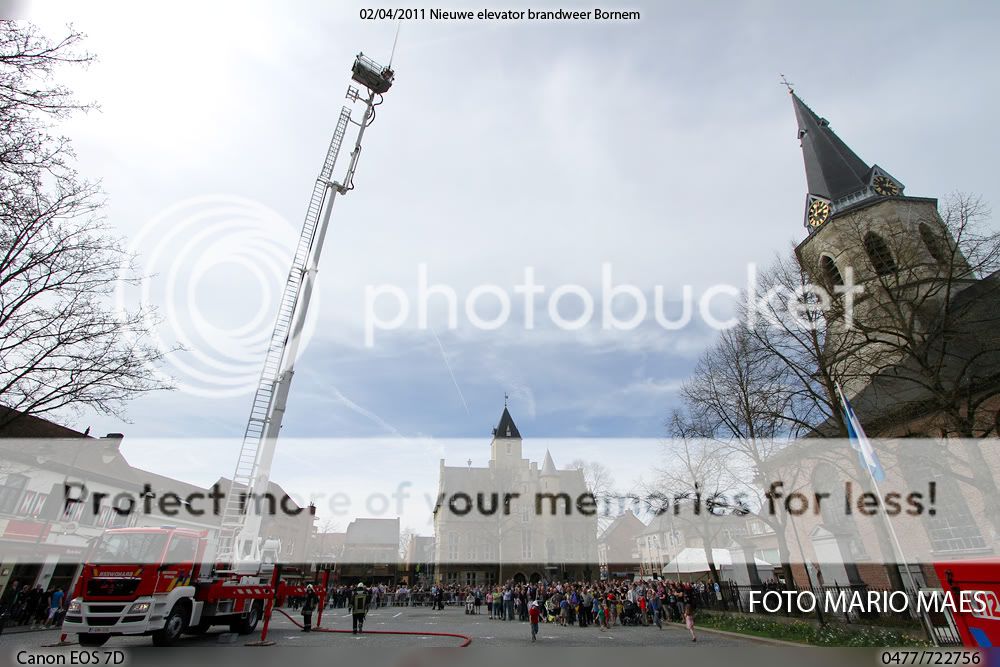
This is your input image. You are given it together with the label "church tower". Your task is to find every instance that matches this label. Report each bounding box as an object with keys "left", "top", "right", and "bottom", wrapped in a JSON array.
[
  {"left": 789, "top": 90, "right": 972, "bottom": 394},
  {"left": 791, "top": 90, "right": 966, "bottom": 285}
]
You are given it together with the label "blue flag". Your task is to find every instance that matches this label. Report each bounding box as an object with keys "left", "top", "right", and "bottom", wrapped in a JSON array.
[{"left": 836, "top": 384, "right": 886, "bottom": 483}]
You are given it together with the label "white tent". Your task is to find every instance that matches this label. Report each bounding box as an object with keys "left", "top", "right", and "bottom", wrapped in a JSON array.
[{"left": 663, "top": 547, "right": 774, "bottom": 576}]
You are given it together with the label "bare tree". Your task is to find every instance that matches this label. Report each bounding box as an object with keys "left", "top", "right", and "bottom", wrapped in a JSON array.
[
  {"left": 569, "top": 458, "right": 618, "bottom": 532},
  {"left": 0, "top": 22, "right": 170, "bottom": 429},
  {"left": 679, "top": 324, "right": 805, "bottom": 587},
  {"left": 825, "top": 194, "right": 1000, "bottom": 438},
  {"left": 569, "top": 459, "right": 614, "bottom": 498},
  {"left": 399, "top": 526, "right": 416, "bottom": 561},
  {"left": 742, "top": 253, "right": 852, "bottom": 438},
  {"left": 642, "top": 413, "right": 743, "bottom": 593}
]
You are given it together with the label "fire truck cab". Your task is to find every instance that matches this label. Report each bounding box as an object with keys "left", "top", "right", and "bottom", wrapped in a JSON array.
[{"left": 64, "top": 527, "right": 271, "bottom": 646}]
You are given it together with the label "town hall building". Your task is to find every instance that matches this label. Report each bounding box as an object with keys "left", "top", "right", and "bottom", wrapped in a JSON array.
[{"left": 433, "top": 406, "right": 598, "bottom": 586}]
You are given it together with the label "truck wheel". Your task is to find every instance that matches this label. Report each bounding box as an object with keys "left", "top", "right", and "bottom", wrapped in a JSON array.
[
  {"left": 152, "top": 603, "right": 188, "bottom": 646},
  {"left": 230, "top": 603, "right": 261, "bottom": 634},
  {"left": 78, "top": 634, "right": 111, "bottom": 647}
]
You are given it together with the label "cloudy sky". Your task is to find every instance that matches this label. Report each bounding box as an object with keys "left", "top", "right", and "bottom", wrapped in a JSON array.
[{"left": 18, "top": 1, "right": 1000, "bottom": 529}]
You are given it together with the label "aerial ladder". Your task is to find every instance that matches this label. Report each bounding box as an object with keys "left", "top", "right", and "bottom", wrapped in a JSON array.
[
  {"left": 216, "top": 53, "right": 395, "bottom": 571},
  {"left": 59, "top": 54, "right": 396, "bottom": 647}
]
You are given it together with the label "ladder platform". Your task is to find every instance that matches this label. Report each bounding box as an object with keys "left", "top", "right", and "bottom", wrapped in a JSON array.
[{"left": 352, "top": 53, "right": 393, "bottom": 93}]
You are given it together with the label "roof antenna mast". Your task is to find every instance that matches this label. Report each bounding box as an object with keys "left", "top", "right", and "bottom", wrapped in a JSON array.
[{"left": 389, "top": 21, "right": 402, "bottom": 69}]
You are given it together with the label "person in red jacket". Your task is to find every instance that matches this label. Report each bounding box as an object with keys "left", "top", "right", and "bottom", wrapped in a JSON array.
[{"left": 528, "top": 601, "right": 542, "bottom": 642}]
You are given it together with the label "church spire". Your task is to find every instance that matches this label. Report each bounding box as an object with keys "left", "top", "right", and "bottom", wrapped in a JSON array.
[
  {"left": 792, "top": 92, "right": 871, "bottom": 202},
  {"left": 493, "top": 406, "right": 521, "bottom": 439},
  {"left": 790, "top": 91, "right": 904, "bottom": 232},
  {"left": 541, "top": 449, "right": 557, "bottom": 477}
]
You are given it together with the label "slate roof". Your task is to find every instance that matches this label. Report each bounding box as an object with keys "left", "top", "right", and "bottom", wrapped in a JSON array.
[
  {"left": 815, "top": 270, "right": 1000, "bottom": 435},
  {"left": 493, "top": 407, "right": 521, "bottom": 439},
  {"left": 0, "top": 406, "right": 92, "bottom": 438},
  {"left": 212, "top": 476, "right": 305, "bottom": 512},
  {"left": 344, "top": 517, "right": 399, "bottom": 545},
  {"left": 0, "top": 436, "right": 141, "bottom": 491},
  {"left": 637, "top": 511, "right": 679, "bottom": 537},
  {"left": 792, "top": 92, "right": 873, "bottom": 202},
  {"left": 599, "top": 510, "right": 646, "bottom": 542}
]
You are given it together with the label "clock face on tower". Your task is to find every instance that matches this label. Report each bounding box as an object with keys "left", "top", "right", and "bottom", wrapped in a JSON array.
[
  {"left": 807, "top": 198, "right": 831, "bottom": 228},
  {"left": 872, "top": 174, "right": 900, "bottom": 196}
]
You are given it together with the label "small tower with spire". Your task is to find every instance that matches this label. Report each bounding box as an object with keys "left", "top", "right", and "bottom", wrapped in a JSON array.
[{"left": 490, "top": 403, "right": 523, "bottom": 468}]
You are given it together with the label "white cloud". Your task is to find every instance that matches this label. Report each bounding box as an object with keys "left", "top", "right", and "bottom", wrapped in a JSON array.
[{"left": 20, "top": 0, "right": 1000, "bottom": 447}]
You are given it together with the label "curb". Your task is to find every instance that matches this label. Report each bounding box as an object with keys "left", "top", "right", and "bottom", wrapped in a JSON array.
[{"left": 665, "top": 621, "right": 808, "bottom": 647}]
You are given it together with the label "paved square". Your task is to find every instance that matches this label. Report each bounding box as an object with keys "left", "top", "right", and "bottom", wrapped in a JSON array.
[{"left": 2, "top": 605, "right": 755, "bottom": 649}]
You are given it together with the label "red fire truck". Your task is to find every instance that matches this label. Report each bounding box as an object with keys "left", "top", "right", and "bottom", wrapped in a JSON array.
[
  {"left": 63, "top": 527, "right": 279, "bottom": 646},
  {"left": 57, "top": 53, "right": 393, "bottom": 647}
]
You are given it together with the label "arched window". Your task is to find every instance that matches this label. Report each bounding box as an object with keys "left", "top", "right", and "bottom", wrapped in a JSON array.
[
  {"left": 820, "top": 255, "right": 844, "bottom": 287},
  {"left": 919, "top": 223, "right": 949, "bottom": 266},
  {"left": 864, "top": 231, "right": 896, "bottom": 276}
]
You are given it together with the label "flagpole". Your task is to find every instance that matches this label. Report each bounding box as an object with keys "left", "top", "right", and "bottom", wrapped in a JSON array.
[{"left": 834, "top": 383, "right": 937, "bottom": 645}]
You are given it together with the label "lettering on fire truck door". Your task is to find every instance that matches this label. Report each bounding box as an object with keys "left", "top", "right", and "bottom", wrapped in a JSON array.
[{"left": 155, "top": 534, "right": 198, "bottom": 593}]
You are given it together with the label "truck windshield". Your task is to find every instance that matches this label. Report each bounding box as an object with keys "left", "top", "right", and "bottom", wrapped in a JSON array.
[{"left": 92, "top": 532, "right": 168, "bottom": 563}]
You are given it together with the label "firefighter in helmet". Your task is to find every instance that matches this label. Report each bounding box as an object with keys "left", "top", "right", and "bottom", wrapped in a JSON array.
[
  {"left": 301, "top": 583, "right": 319, "bottom": 632},
  {"left": 349, "top": 582, "right": 369, "bottom": 634}
]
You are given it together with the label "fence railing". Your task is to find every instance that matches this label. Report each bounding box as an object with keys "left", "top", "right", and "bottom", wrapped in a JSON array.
[{"left": 690, "top": 582, "right": 961, "bottom": 646}]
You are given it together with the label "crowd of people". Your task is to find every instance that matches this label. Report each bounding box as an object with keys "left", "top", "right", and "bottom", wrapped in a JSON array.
[
  {"left": 321, "top": 583, "right": 419, "bottom": 609},
  {"left": 474, "top": 579, "right": 699, "bottom": 641},
  {"left": 310, "top": 578, "right": 706, "bottom": 642},
  {"left": 0, "top": 581, "right": 66, "bottom": 629},
  {"left": 2, "top": 574, "right": 706, "bottom": 642}
]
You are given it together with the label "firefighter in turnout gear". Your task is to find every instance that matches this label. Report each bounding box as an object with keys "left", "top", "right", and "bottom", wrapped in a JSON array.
[
  {"left": 350, "top": 583, "right": 369, "bottom": 634},
  {"left": 301, "top": 584, "right": 319, "bottom": 632}
]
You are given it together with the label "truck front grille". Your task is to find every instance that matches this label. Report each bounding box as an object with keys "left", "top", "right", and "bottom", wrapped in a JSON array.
[{"left": 86, "top": 579, "right": 139, "bottom": 597}]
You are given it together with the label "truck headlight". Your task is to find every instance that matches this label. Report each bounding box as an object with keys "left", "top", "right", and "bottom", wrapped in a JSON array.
[
  {"left": 67, "top": 599, "right": 81, "bottom": 614},
  {"left": 127, "top": 602, "right": 151, "bottom": 614}
]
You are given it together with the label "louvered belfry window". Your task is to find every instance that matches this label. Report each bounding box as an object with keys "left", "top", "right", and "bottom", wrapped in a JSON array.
[{"left": 864, "top": 232, "right": 897, "bottom": 276}]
